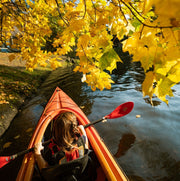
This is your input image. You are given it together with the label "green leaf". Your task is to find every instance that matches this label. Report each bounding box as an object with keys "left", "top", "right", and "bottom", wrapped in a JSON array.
[
  {"left": 128, "top": 30, "right": 134, "bottom": 36},
  {"left": 131, "top": 18, "right": 141, "bottom": 31},
  {"left": 99, "top": 48, "right": 122, "bottom": 73},
  {"left": 154, "top": 74, "right": 175, "bottom": 104}
]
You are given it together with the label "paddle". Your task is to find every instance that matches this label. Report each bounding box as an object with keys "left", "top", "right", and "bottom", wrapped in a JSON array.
[
  {"left": 0, "top": 101, "right": 134, "bottom": 168},
  {"left": 84, "top": 101, "right": 134, "bottom": 128}
]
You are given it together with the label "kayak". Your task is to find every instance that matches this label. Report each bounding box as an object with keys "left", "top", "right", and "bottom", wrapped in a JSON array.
[{"left": 16, "top": 87, "right": 128, "bottom": 181}]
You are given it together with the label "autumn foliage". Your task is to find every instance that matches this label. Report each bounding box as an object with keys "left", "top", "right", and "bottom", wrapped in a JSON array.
[{"left": 0, "top": 0, "right": 180, "bottom": 103}]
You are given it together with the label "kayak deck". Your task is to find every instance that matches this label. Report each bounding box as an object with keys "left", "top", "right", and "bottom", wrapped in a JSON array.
[{"left": 16, "top": 87, "right": 128, "bottom": 181}]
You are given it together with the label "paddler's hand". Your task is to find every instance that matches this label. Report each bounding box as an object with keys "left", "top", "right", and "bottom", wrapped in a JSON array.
[
  {"left": 34, "top": 142, "right": 48, "bottom": 170},
  {"left": 34, "top": 142, "right": 44, "bottom": 155},
  {"left": 78, "top": 125, "right": 89, "bottom": 149}
]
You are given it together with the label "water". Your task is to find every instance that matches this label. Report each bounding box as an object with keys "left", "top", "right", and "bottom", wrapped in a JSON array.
[{"left": 0, "top": 64, "right": 180, "bottom": 181}]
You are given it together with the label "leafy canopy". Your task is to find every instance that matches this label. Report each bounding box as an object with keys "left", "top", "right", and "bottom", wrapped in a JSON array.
[{"left": 0, "top": 0, "right": 180, "bottom": 104}]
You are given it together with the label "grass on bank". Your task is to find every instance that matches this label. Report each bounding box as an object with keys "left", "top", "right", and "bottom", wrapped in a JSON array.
[
  {"left": 0, "top": 52, "right": 79, "bottom": 107},
  {"left": 0, "top": 65, "right": 51, "bottom": 107}
]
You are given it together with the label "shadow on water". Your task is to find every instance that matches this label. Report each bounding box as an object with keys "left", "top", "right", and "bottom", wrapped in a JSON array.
[
  {"left": 114, "top": 133, "right": 136, "bottom": 158},
  {"left": 0, "top": 63, "right": 180, "bottom": 181}
]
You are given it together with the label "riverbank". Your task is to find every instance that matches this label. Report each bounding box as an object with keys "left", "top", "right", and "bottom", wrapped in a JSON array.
[{"left": 0, "top": 53, "right": 71, "bottom": 137}]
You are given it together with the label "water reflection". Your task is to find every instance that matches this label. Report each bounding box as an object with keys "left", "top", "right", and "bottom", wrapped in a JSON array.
[
  {"left": 132, "top": 140, "right": 180, "bottom": 180},
  {"left": 114, "top": 133, "right": 136, "bottom": 158},
  {"left": 143, "top": 97, "right": 161, "bottom": 107}
]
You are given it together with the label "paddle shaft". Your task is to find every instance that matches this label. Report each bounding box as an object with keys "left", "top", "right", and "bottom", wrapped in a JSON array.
[
  {"left": 9, "top": 120, "right": 103, "bottom": 161},
  {"left": 84, "top": 118, "right": 105, "bottom": 128},
  {"left": 11, "top": 140, "right": 51, "bottom": 160}
]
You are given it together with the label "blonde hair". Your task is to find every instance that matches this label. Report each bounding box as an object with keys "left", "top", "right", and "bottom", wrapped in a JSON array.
[{"left": 53, "top": 112, "right": 79, "bottom": 150}]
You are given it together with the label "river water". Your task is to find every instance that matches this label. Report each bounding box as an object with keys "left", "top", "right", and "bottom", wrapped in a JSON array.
[{"left": 0, "top": 63, "right": 180, "bottom": 181}]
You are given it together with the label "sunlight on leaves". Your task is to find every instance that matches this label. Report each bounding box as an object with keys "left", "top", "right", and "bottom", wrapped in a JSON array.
[{"left": 0, "top": 0, "right": 180, "bottom": 103}]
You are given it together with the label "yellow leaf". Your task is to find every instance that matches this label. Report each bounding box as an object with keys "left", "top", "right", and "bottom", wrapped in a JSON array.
[
  {"left": 8, "top": 54, "right": 16, "bottom": 62},
  {"left": 106, "top": 59, "right": 118, "bottom": 73},
  {"left": 26, "top": 128, "right": 33, "bottom": 133},
  {"left": 14, "top": 135, "right": 20, "bottom": 139},
  {"left": 167, "top": 61, "right": 180, "bottom": 83},
  {"left": 3, "top": 142, "right": 12, "bottom": 149},
  {"left": 69, "top": 19, "right": 85, "bottom": 32},
  {"left": 154, "top": 76, "right": 175, "bottom": 104},
  {"left": 142, "top": 71, "right": 155, "bottom": 98},
  {"left": 50, "top": 60, "right": 62, "bottom": 70},
  {"left": 73, "top": 66, "right": 80, "bottom": 72},
  {"left": 77, "top": 34, "right": 91, "bottom": 50}
]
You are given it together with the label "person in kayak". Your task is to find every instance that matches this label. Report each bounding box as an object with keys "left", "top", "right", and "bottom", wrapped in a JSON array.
[{"left": 34, "top": 111, "right": 89, "bottom": 171}]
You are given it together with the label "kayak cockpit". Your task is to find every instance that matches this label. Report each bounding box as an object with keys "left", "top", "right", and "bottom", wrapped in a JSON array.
[{"left": 31, "top": 119, "right": 107, "bottom": 181}]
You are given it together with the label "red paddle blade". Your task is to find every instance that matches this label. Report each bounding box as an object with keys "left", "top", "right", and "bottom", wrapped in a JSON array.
[
  {"left": 0, "top": 156, "right": 11, "bottom": 168},
  {"left": 104, "top": 102, "right": 134, "bottom": 119}
]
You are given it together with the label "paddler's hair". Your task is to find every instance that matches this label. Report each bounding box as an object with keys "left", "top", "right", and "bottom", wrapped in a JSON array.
[{"left": 53, "top": 112, "right": 79, "bottom": 150}]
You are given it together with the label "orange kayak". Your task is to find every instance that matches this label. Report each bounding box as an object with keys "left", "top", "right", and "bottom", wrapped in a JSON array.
[{"left": 16, "top": 87, "right": 128, "bottom": 181}]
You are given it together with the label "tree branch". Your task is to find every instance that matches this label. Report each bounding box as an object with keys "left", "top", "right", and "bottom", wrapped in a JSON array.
[
  {"left": 128, "top": 2, "right": 146, "bottom": 20},
  {"left": 81, "top": 44, "right": 90, "bottom": 62},
  {"left": 0, "top": 8, "right": 3, "bottom": 43},
  {"left": 120, "top": 0, "right": 175, "bottom": 29},
  {"left": 54, "top": 0, "right": 69, "bottom": 26},
  {"left": 83, "top": 0, "right": 86, "bottom": 19},
  {"left": 117, "top": 0, "right": 128, "bottom": 26}
]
